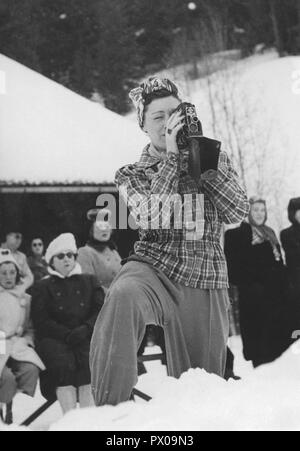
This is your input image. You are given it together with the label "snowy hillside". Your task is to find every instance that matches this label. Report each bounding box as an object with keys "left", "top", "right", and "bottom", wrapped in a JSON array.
[
  {"left": 0, "top": 54, "right": 148, "bottom": 184},
  {"left": 146, "top": 52, "right": 300, "bottom": 230}
]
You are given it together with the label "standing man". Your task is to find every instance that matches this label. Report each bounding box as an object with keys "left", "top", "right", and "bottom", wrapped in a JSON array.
[{"left": 90, "top": 77, "right": 249, "bottom": 406}]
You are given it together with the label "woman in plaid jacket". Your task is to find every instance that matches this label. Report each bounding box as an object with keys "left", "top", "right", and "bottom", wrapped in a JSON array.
[{"left": 90, "top": 77, "right": 249, "bottom": 406}]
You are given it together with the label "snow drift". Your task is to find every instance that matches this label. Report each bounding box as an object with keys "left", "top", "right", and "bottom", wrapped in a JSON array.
[
  {"left": 0, "top": 54, "right": 147, "bottom": 184},
  {"left": 49, "top": 344, "right": 300, "bottom": 431}
]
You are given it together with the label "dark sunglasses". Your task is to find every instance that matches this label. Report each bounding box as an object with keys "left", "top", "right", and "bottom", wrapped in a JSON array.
[
  {"left": 33, "top": 243, "right": 43, "bottom": 247},
  {"left": 55, "top": 252, "right": 76, "bottom": 261}
]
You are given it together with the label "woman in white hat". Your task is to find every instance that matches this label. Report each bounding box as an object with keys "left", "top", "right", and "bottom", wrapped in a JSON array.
[
  {"left": 31, "top": 233, "right": 104, "bottom": 414},
  {"left": 0, "top": 249, "right": 44, "bottom": 424}
]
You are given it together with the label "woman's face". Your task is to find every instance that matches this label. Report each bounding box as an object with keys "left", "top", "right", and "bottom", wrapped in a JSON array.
[
  {"left": 250, "top": 202, "right": 267, "bottom": 226},
  {"left": 143, "top": 96, "right": 181, "bottom": 151},
  {"left": 93, "top": 222, "right": 112, "bottom": 243},
  {"left": 0, "top": 263, "right": 18, "bottom": 289},
  {"left": 6, "top": 233, "right": 22, "bottom": 253},
  {"left": 31, "top": 239, "right": 44, "bottom": 257},
  {"left": 52, "top": 250, "right": 76, "bottom": 277},
  {"left": 295, "top": 210, "right": 300, "bottom": 225}
]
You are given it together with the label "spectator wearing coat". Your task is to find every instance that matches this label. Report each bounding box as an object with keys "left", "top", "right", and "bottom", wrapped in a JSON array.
[
  {"left": 27, "top": 238, "right": 48, "bottom": 283},
  {"left": 225, "top": 197, "right": 289, "bottom": 368},
  {"left": 78, "top": 208, "right": 121, "bottom": 292},
  {"left": 31, "top": 233, "right": 104, "bottom": 414},
  {"left": 1, "top": 231, "right": 34, "bottom": 293},
  {"left": 281, "top": 197, "right": 300, "bottom": 335},
  {"left": 0, "top": 249, "right": 44, "bottom": 422}
]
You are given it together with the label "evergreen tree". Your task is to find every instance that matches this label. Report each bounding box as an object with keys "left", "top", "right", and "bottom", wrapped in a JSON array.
[
  {"left": 0, "top": 0, "right": 41, "bottom": 70},
  {"left": 0, "top": 0, "right": 299, "bottom": 113}
]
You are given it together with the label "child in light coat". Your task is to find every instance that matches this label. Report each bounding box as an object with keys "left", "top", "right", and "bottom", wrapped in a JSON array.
[{"left": 0, "top": 249, "right": 44, "bottom": 423}]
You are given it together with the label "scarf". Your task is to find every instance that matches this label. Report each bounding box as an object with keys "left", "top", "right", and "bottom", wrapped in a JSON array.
[
  {"left": 87, "top": 239, "right": 117, "bottom": 253},
  {"left": 249, "top": 214, "right": 281, "bottom": 262},
  {"left": 129, "top": 77, "right": 181, "bottom": 128}
]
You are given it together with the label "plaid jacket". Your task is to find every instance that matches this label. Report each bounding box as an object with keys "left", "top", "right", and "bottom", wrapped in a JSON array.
[{"left": 115, "top": 145, "right": 249, "bottom": 289}]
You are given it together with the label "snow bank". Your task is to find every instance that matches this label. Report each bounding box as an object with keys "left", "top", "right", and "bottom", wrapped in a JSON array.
[
  {"left": 0, "top": 54, "right": 148, "bottom": 184},
  {"left": 50, "top": 344, "right": 300, "bottom": 431}
]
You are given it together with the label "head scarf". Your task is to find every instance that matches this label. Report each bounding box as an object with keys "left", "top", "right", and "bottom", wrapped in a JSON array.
[
  {"left": 86, "top": 208, "right": 117, "bottom": 252},
  {"left": 248, "top": 197, "right": 281, "bottom": 261},
  {"left": 129, "top": 77, "right": 181, "bottom": 128}
]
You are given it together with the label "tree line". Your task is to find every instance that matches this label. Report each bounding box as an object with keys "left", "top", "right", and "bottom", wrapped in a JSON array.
[{"left": 0, "top": 0, "right": 299, "bottom": 114}]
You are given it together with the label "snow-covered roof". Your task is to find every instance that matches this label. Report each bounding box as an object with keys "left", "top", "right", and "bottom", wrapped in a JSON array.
[{"left": 0, "top": 54, "right": 148, "bottom": 184}]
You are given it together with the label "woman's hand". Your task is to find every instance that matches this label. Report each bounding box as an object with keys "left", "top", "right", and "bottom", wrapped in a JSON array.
[{"left": 165, "top": 110, "right": 185, "bottom": 156}]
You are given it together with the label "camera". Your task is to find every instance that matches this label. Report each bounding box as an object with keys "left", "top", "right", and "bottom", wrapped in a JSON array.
[
  {"left": 174, "top": 102, "right": 221, "bottom": 180},
  {"left": 175, "top": 102, "right": 203, "bottom": 150}
]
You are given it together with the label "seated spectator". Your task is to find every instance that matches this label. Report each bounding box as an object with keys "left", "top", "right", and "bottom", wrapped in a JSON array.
[
  {"left": 78, "top": 210, "right": 149, "bottom": 375},
  {"left": 0, "top": 249, "right": 44, "bottom": 424},
  {"left": 31, "top": 233, "right": 104, "bottom": 414},
  {"left": 27, "top": 238, "right": 48, "bottom": 283},
  {"left": 78, "top": 208, "right": 121, "bottom": 292},
  {"left": 1, "top": 231, "right": 33, "bottom": 292}
]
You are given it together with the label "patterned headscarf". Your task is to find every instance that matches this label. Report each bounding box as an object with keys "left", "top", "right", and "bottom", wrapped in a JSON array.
[
  {"left": 248, "top": 197, "right": 281, "bottom": 261},
  {"left": 129, "top": 77, "right": 181, "bottom": 128}
]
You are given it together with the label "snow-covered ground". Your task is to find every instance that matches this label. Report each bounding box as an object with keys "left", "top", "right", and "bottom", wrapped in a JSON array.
[
  {"left": 0, "top": 336, "right": 246, "bottom": 431},
  {"left": 4, "top": 336, "right": 299, "bottom": 432},
  {"left": 3, "top": 336, "right": 299, "bottom": 432},
  {"left": 48, "top": 341, "right": 300, "bottom": 431}
]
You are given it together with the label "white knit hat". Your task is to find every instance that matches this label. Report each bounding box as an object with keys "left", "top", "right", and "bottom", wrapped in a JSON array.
[
  {"left": 0, "top": 249, "right": 20, "bottom": 271},
  {"left": 45, "top": 233, "right": 77, "bottom": 264}
]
